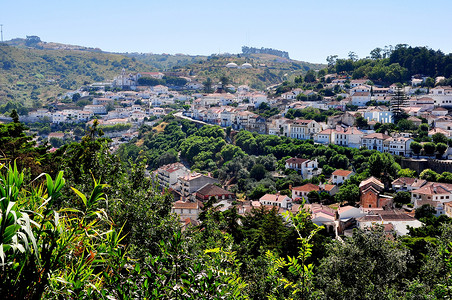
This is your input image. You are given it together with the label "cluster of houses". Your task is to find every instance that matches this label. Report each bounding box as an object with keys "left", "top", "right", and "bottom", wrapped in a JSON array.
[{"left": 158, "top": 160, "right": 430, "bottom": 237}]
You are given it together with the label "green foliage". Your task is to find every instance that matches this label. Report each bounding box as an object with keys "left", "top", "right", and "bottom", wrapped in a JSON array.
[
  {"left": 438, "top": 172, "right": 452, "bottom": 184},
  {"left": 393, "top": 191, "right": 411, "bottom": 207},
  {"left": 415, "top": 204, "right": 437, "bottom": 220},
  {"left": 335, "top": 184, "right": 359, "bottom": 205},
  {"left": 368, "top": 152, "right": 400, "bottom": 187},
  {"left": 432, "top": 132, "right": 448, "bottom": 144},
  {"left": 398, "top": 168, "right": 417, "bottom": 178},
  {"left": 0, "top": 44, "right": 152, "bottom": 106},
  {"left": 420, "top": 169, "right": 439, "bottom": 182},
  {"left": 410, "top": 141, "right": 423, "bottom": 157},
  {"left": 423, "top": 142, "right": 436, "bottom": 156},
  {"left": 250, "top": 163, "right": 266, "bottom": 180},
  {"left": 285, "top": 107, "right": 341, "bottom": 122},
  {"left": 0, "top": 119, "right": 49, "bottom": 176},
  {"left": 316, "top": 226, "right": 409, "bottom": 300},
  {"left": 436, "top": 142, "right": 448, "bottom": 158}
]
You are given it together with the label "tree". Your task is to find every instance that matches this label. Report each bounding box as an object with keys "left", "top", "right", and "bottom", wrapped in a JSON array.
[
  {"left": 420, "top": 169, "right": 439, "bottom": 182},
  {"left": 438, "top": 172, "right": 452, "bottom": 184},
  {"left": 72, "top": 93, "right": 81, "bottom": 102},
  {"left": 424, "top": 77, "right": 435, "bottom": 88},
  {"left": 415, "top": 204, "right": 436, "bottom": 220},
  {"left": 355, "top": 115, "right": 369, "bottom": 129},
  {"left": 436, "top": 142, "right": 448, "bottom": 158},
  {"left": 393, "top": 191, "right": 411, "bottom": 208},
  {"left": 335, "top": 184, "right": 359, "bottom": 205},
  {"left": 348, "top": 51, "right": 358, "bottom": 61},
  {"left": 410, "top": 141, "right": 422, "bottom": 158},
  {"left": 307, "top": 190, "right": 320, "bottom": 203},
  {"left": 390, "top": 87, "right": 408, "bottom": 123},
  {"left": 432, "top": 133, "right": 448, "bottom": 145},
  {"left": 398, "top": 168, "right": 416, "bottom": 178},
  {"left": 397, "top": 119, "right": 414, "bottom": 131},
  {"left": 203, "top": 77, "right": 213, "bottom": 93},
  {"left": 368, "top": 152, "right": 401, "bottom": 187},
  {"left": 316, "top": 227, "right": 408, "bottom": 300},
  {"left": 304, "top": 70, "right": 317, "bottom": 83},
  {"left": 250, "top": 163, "right": 266, "bottom": 181},
  {"left": 423, "top": 142, "right": 436, "bottom": 156},
  {"left": 10, "top": 109, "right": 19, "bottom": 123},
  {"left": 370, "top": 47, "right": 383, "bottom": 60}
]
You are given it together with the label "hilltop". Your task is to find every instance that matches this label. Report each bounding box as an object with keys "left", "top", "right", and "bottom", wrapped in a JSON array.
[{"left": 162, "top": 53, "right": 324, "bottom": 90}]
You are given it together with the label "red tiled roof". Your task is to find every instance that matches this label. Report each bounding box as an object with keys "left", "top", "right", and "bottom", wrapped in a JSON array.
[
  {"left": 332, "top": 169, "right": 353, "bottom": 177},
  {"left": 362, "top": 133, "right": 391, "bottom": 140},
  {"left": 196, "top": 184, "right": 234, "bottom": 197},
  {"left": 286, "top": 157, "right": 309, "bottom": 164},
  {"left": 292, "top": 183, "right": 320, "bottom": 192}
]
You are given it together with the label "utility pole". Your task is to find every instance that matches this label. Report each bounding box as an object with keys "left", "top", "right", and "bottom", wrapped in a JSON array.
[{"left": 0, "top": 25, "right": 3, "bottom": 42}]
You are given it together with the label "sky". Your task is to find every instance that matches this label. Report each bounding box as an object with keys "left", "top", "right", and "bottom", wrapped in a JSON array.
[{"left": 2, "top": 0, "right": 452, "bottom": 63}]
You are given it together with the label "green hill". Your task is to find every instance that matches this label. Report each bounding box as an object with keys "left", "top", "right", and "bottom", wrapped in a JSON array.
[
  {"left": 166, "top": 53, "right": 325, "bottom": 90},
  {"left": 0, "top": 39, "right": 326, "bottom": 112},
  {"left": 0, "top": 43, "right": 154, "bottom": 110}
]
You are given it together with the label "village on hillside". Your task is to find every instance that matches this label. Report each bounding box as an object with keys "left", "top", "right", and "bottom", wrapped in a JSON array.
[{"left": 11, "top": 65, "right": 452, "bottom": 237}]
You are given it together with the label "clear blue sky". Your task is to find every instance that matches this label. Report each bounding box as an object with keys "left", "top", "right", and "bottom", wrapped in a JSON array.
[{"left": 2, "top": 0, "right": 451, "bottom": 63}]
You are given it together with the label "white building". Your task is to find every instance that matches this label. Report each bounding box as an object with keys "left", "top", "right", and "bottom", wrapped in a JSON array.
[
  {"left": 259, "top": 193, "right": 292, "bottom": 209},
  {"left": 285, "top": 157, "right": 321, "bottom": 179}
]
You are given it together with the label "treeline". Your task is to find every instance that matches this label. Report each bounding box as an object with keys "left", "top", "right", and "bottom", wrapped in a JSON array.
[
  {"left": 329, "top": 44, "right": 452, "bottom": 84},
  {"left": 242, "top": 46, "right": 290, "bottom": 59}
]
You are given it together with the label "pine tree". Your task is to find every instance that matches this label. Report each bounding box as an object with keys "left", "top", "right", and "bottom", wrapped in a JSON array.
[{"left": 390, "top": 87, "right": 408, "bottom": 122}]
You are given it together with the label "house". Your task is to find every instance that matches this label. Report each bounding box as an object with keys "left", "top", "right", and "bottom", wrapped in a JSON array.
[
  {"left": 360, "top": 106, "right": 393, "bottom": 124},
  {"left": 172, "top": 200, "right": 203, "bottom": 221},
  {"left": 155, "top": 162, "right": 190, "bottom": 187},
  {"left": 292, "top": 183, "right": 320, "bottom": 201},
  {"left": 178, "top": 173, "right": 219, "bottom": 201},
  {"left": 356, "top": 210, "right": 422, "bottom": 236},
  {"left": 361, "top": 133, "right": 391, "bottom": 152},
  {"left": 411, "top": 182, "right": 452, "bottom": 216},
  {"left": 285, "top": 157, "right": 321, "bottom": 179},
  {"left": 359, "top": 177, "right": 393, "bottom": 211},
  {"left": 314, "top": 128, "right": 334, "bottom": 144},
  {"left": 84, "top": 105, "right": 107, "bottom": 115},
  {"left": 391, "top": 177, "right": 428, "bottom": 192},
  {"left": 139, "top": 72, "right": 164, "bottom": 79},
  {"left": 350, "top": 80, "right": 369, "bottom": 88},
  {"left": 407, "top": 116, "right": 422, "bottom": 127},
  {"left": 351, "top": 92, "right": 371, "bottom": 106},
  {"left": 331, "top": 169, "right": 354, "bottom": 185},
  {"left": 304, "top": 203, "right": 337, "bottom": 234},
  {"left": 283, "top": 119, "right": 321, "bottom": 140},
  {"left": 259, "top": 193, "right": 292, "bottom": 209},
  {"left": 327, "top": 112, "right": 356, "bottom": 128},
  {"left": 337, "top": 205, "right": 365, "bottom": 221},
  {"left": 195, "top": 183, "right": 236, "bottom": 202},
  {"left": 332, "top": 126, "right": 364, "bottom": 148},
  {"left": 432, "top": 107, "right": 449, "bottom": 117},
  {"left": 383, "top": 135, "right": 413, "bottom": 156},
  {"left": 48, "top": 132, "right": 65, "bottom": 141}
]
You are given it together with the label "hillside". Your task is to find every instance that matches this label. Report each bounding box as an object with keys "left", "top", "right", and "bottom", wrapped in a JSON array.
[
  {"left": 167, "top": 53, "right": 325, "bottom": 90},
  {"left": 0, "top": 39, "right": 325, "bottom": 112},
  {"left": 122, "top": 52, "right": 209, "bottom": 70},
  {"left": 0, "top": 43, "right": 155, "bottom": 110}
]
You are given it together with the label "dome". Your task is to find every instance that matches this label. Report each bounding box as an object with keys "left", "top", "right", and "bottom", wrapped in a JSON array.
[
  {"left": 226, "top": 62, "right": 238, "bottom": 68},
  {"left": 241, "top": 63, "right": 252, "bottom": 68}
]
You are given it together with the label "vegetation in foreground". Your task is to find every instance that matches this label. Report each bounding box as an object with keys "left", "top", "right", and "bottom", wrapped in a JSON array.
[{"left": 1, "top": 114, "right": 452, "bottom": 299}]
